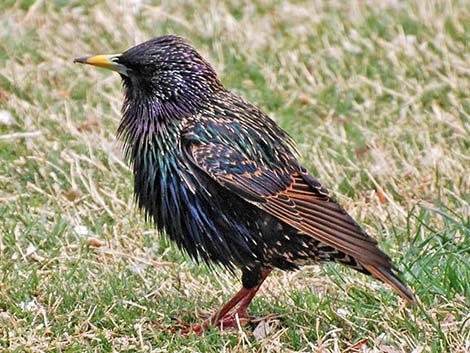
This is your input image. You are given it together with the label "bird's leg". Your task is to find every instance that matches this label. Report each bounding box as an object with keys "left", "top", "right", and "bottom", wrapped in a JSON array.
[
  {"left": 210, "top": 287, "right": 252, "bottom": 324},
  {"left": 172, "top": 286, "right": 252, "bottom": 335},
  {"left": 179, "top": 269, "right": 271, "bottom": 334},
  {"left": 233, "top": 281, "right": 264, "bottom": 318},
  {"left": 211, "top": 269, "right": 271, "bottom": 330}
]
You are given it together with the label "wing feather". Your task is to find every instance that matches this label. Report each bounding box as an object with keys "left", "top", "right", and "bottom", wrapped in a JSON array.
[{"left": 184, "top": 141, "right": 415, "bottom": 302}]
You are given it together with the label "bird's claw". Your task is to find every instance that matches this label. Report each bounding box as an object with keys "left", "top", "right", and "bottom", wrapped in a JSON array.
[
  {"left": 250, "top": 313, "right": 284, "bottom": 324},
  {"left": 165, "top": 312, "right": 281, "bottom": 336}
]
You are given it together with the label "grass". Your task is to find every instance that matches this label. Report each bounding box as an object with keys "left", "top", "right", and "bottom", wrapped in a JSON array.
[{"left": 1, "top": 0, "right": 469, "bottom": 352}]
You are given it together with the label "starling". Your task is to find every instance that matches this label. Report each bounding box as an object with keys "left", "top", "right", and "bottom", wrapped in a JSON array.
[{"left": 74, "top": 35, "right": 415, "bottom": 333}]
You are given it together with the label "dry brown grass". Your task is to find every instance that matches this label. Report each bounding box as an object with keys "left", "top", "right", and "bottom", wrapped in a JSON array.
[{"left": 1, "top": 0, "right": 469, "bottom": 352}]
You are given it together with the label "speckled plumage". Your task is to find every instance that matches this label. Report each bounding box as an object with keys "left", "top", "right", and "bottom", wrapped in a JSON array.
[{"left": 75, "top": 35, "right": 415, "bottom": 328}]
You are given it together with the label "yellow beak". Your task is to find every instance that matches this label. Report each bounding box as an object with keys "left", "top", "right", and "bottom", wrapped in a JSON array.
[{"left": 73, "top": 54, "right": 128, "bottom": 75}]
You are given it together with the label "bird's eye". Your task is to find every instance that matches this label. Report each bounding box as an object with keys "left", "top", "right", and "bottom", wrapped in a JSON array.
[{"left": 110, "top": 56, "right": 120, "bottom": 63}]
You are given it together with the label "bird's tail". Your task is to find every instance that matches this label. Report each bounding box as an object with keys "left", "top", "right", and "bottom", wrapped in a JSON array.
[{"left": 362, "top": 263, "right": 416, "bottom": 304}]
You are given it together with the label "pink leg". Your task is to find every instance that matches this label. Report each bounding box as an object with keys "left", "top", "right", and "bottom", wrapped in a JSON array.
[
  {"left": 211, "top": 287, "right": 252, "bottom": 324},
  {"left": 234, "top": 274, "right": 268, "bottom": 317},
  {"left": 212, "top": 270, "right": 272, "bottom": 330},
  {"left": 181, "top": 270, "right": 272, "bottom": 335}
]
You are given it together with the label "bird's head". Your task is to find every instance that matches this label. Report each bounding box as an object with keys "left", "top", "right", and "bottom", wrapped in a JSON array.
[{"left": 74, "top": 35, "right": 223, "bottom": 108}]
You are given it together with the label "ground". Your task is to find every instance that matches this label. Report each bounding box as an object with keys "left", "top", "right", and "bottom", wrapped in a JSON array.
[{"left": 0, "top": 0, "right": 469, "bottom": 352}]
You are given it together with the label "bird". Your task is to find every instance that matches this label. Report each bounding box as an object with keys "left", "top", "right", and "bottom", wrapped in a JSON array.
[{"left": 74, "top": 35, "right": 415, "bottom": 333}]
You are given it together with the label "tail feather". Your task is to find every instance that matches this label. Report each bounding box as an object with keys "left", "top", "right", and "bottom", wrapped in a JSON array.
[{"left": 362, "top": 263, "right": 416, "bottom": 304}]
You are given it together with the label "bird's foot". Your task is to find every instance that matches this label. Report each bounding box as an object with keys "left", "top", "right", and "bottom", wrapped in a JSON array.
[
  {"left": 171, "top": 311, "right": 282, "bottom": 336},
  {"left": 214, "top": 311, "right": 256, "bottom": 330},
  {"left": 170, "top": 317, "right": 210, "bottom": 336},
  {"left": 168, "top": 310, "right": 254, "bottom": 335}
]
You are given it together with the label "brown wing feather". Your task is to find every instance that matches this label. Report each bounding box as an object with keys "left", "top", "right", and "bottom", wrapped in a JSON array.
[
  {"left": 261, "top": 172, "right": 391, "bottom": 268},
  {"left": 186, "top": 143, "right": 415, "bottom": 303},
  {"left": 260, "top": 171, "right": 415, "bottom": 303}
]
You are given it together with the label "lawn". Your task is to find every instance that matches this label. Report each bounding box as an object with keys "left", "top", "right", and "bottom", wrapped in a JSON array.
[{"left": 0, "top": 0, "right": 469, "bottom": 352}]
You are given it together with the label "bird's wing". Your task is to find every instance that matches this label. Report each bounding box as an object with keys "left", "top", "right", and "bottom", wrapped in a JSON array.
[
  {"left": 185, "top": 141, "right": 386, "bottom": 265},
  {"left": 185, "top": 141, "right": 416, "bottom": 303},
  {"left": 184, "top": 141, "right": 293, "bottom": 202}
]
